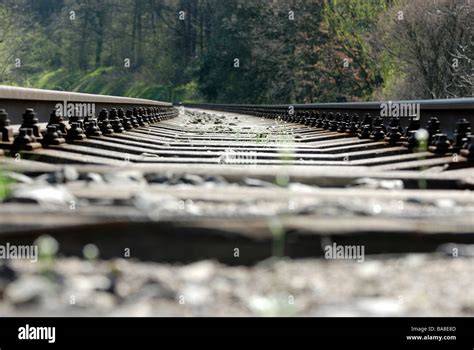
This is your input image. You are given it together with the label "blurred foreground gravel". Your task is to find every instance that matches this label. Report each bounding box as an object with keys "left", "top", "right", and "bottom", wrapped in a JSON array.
[{"left": 1, "top": 254, "right": 473, "bottom": 316}]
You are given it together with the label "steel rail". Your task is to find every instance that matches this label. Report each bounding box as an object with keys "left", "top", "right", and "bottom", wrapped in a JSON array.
[
  {"left": 184, "top": 97, "right": 474, "bottom": 110},
  {"left": 0, "top": 85, "right": 172, "bottom": 124},
  {"left": 184, "top": 99, "right": 474, "bottom": 138}
]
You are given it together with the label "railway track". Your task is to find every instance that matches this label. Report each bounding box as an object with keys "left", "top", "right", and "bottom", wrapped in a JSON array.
[{"left": 0, "top": 86, "right": 473, "bottom": 264}]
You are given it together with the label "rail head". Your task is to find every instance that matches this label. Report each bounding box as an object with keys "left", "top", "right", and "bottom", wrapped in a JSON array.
[
  {"left": 0, "top": 85, "right": 174, "bottom": 124},
  {"left": 0, "top": 85, "right": 171, "bottom": 107},
  {"left": 185, "top": 98, "right": 474, "bottom": 110}
]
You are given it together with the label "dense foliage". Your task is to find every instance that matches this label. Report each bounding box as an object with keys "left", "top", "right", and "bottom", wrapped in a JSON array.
[{"left": 0, "top": 0, "right": 471, "bottom": 103}]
